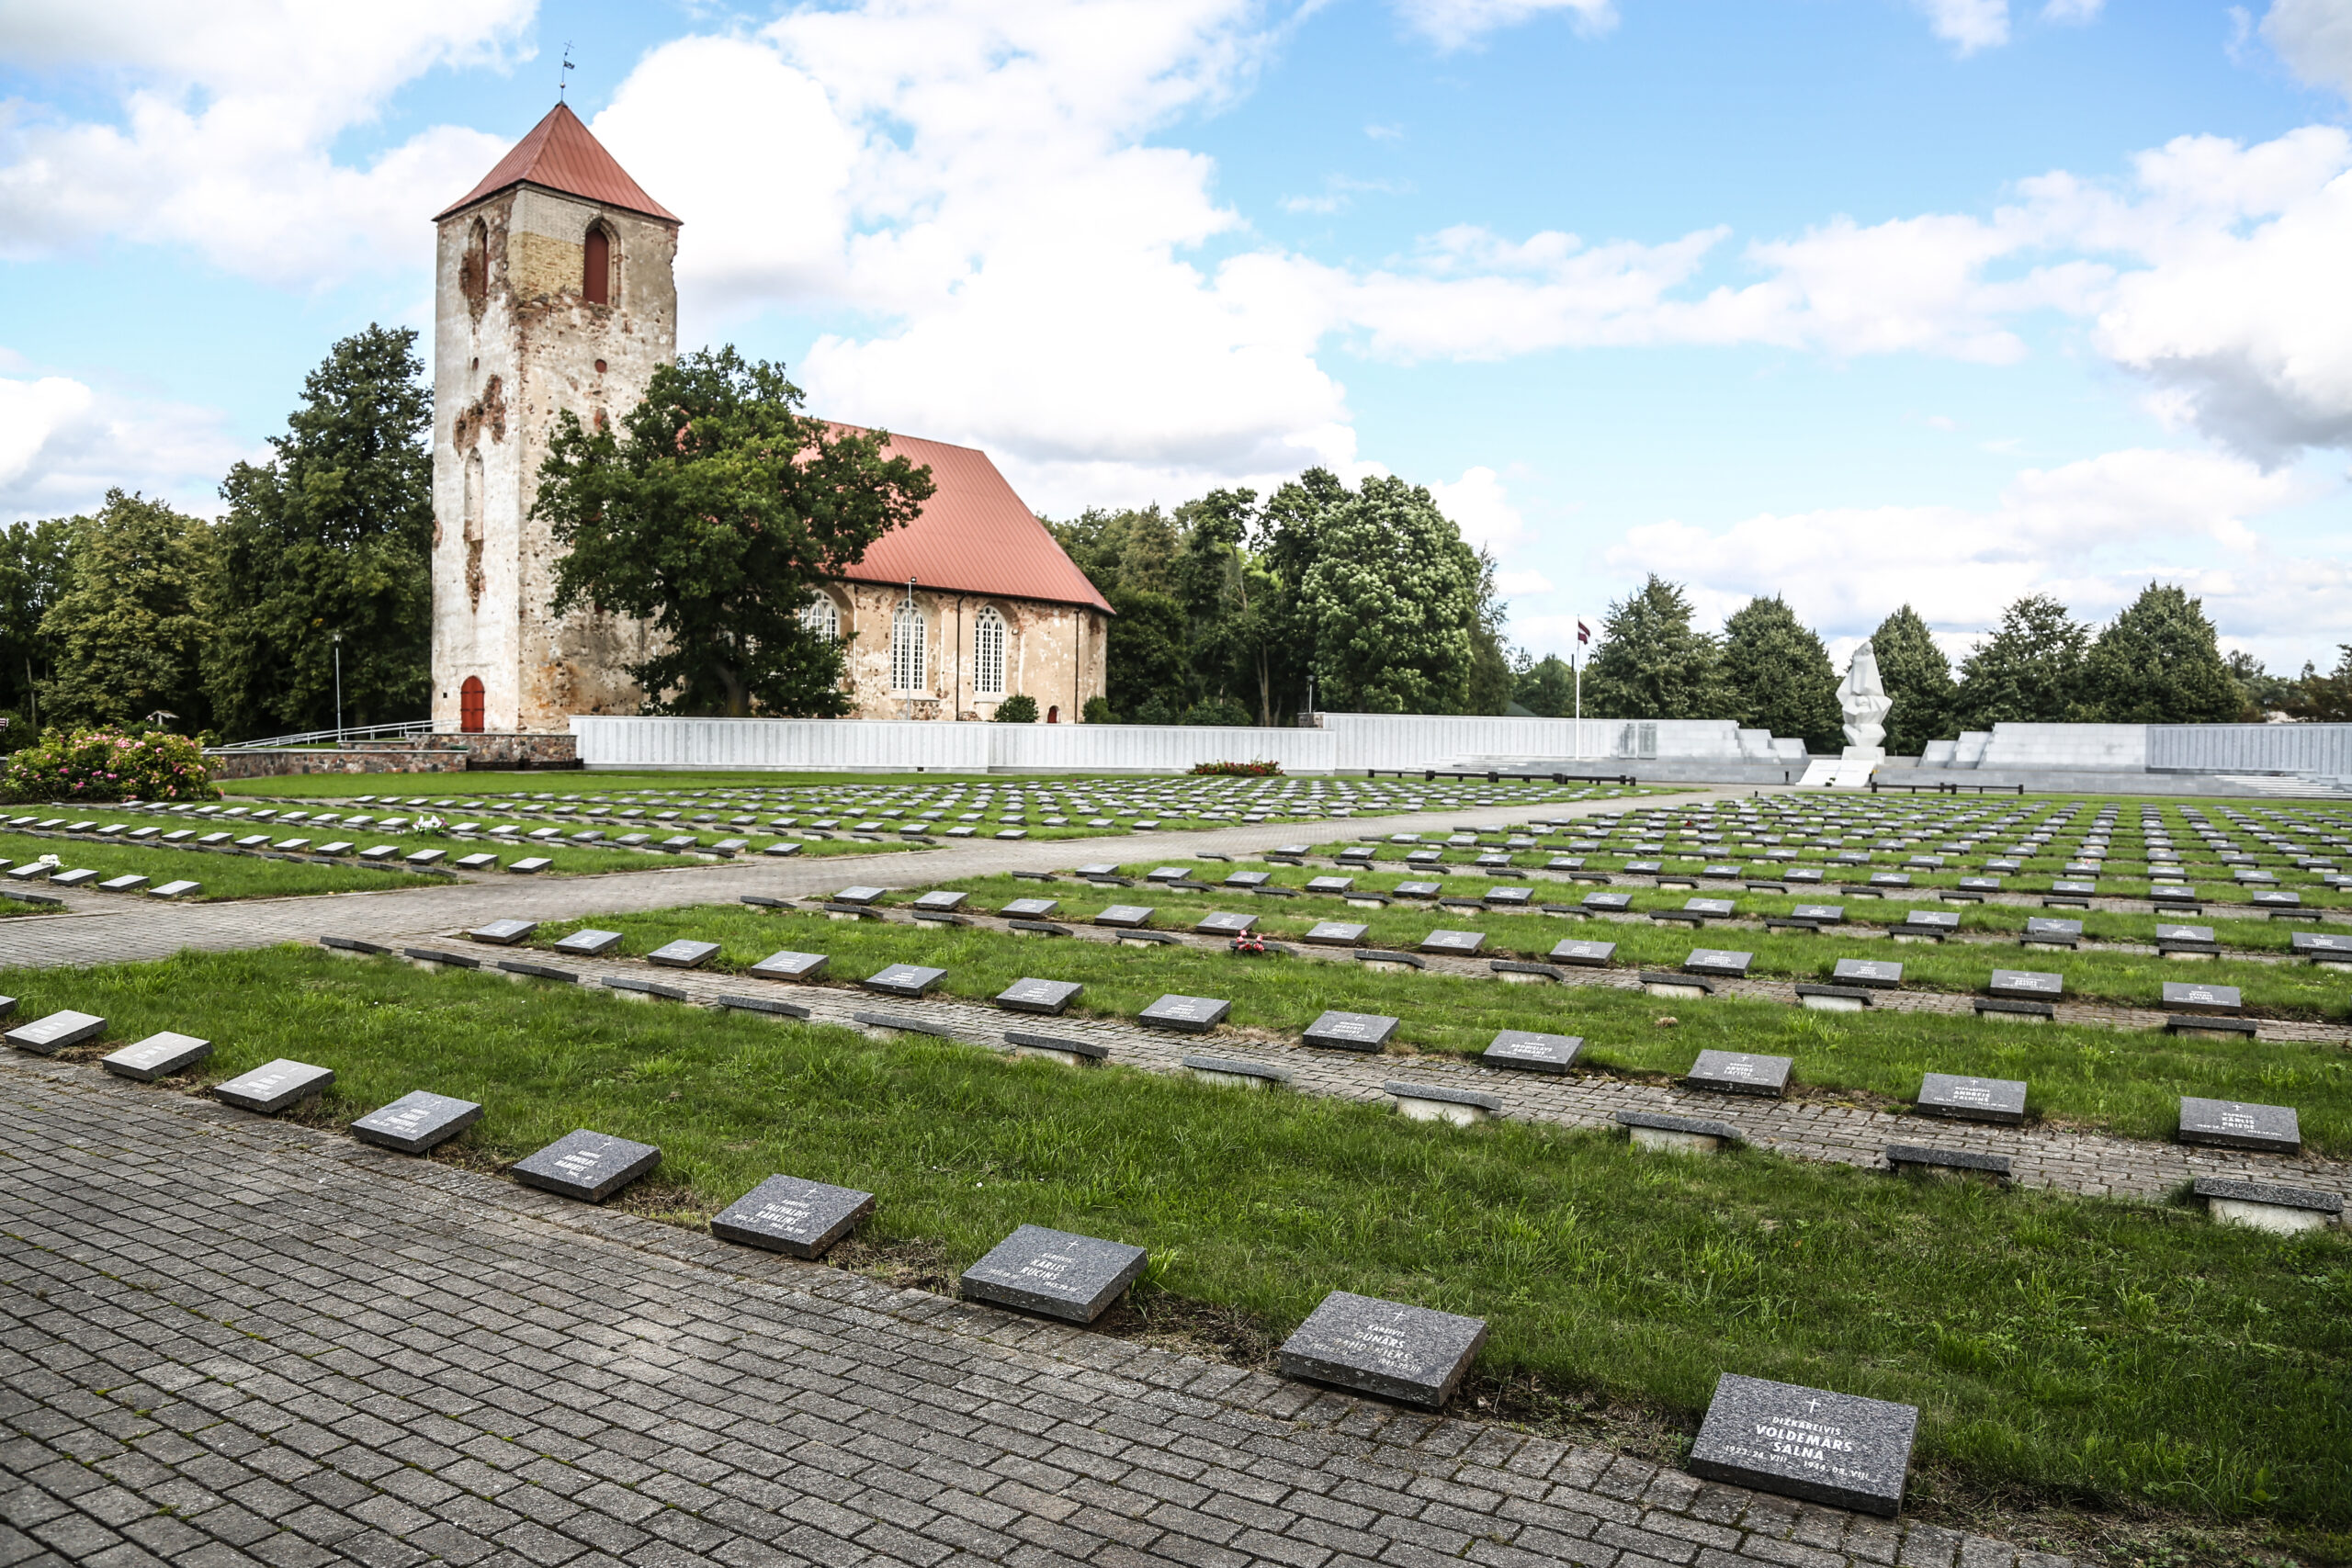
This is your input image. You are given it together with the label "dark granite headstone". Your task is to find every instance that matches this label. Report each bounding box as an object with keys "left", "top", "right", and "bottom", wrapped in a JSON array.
[
  {"left": 1687, "top": 1372, "right": 1917, "bottom": 1517},
  {"left": 863, "top": 964, "right": 945, "bottom": 998},
  {"left": 2161, "top": 981, "right": 2242, "bottom": 1014},
  {"left": 1419, "top": 929, "right": 1486, "bottom": 955},
  {"left": 1305, "top": 920, "right": 1370, "bottom": 945},
  {"left": 2177, "top": 1096, "right": 2300, "bottom": 1154},
  {"left": 912, "top": 890, "right": 969, "bottom": 912},
  {"left": 99, "top": 1031, "right": 210, "bottom": 1081},
  {"left": 834, "top": 886, "right": 888, "bottom": 905},
  {"left": 1139, "top": 994, "right": 1231, "bottom": 1032},
  {"left": 751, "top": 950, "right": 828, "bottom": 981},
  {"left": 1916, "top": 1073, "right": 2028, "bottom": 1125},
  {"left": 648, "top": 940, "right": 720, "bottom": 969},
  {"left": 1684, "top": 948, "right": 1752, "bottom": 978},
  {"left": 149, "top": 880, "right": 202, "bottom": 899},
  {"left": 1684, "top": 1049, "right": 1792, "bottom": 1096},
  {"left": 1832, "top": 958, "right": 1902, "bottom": 988},
  {"left": 1094, "top": 905, "right": 1156, "bottom": 929},
  {"left": 6, "top": 1009, "right": 106, "bottom": 1055},
  {"left": 1986, "top": 969, "right": 2063, "bottom": 1000},
  {"left": 1196, "top": 910, "right": 1258, "bottom": 935},
  {"left": 512, "top": 1129, "right": 662, "bottom": 1201},
  {"left": 466, "top": 919, "right": 537, "bottom": 946},
  {"left": 213, "top": 1058, "right": 334, "bottom": 1113},
  {"left": 1482, "top": 1031, "right": 1581, "bottom": 1072},
  {"left": 1548, "top": 939, "right": 1616, "bottom": 965},
  {"left": 1302, "top": 1010, "right": 1399, "bottom": 1051},
  {"left": 711, "top": 1174, "right": 876, "bottom": 1258},
  {"left": 351, "top": 1090, "right": 483, "bottom": 1154},
  {"left": 1275, "top": 1291, "right": 1487, "bottom": 1410},
  {"left": 959, "top": 1224, "right": 1147, "bottom": 1323},
  {"left": 1306, "top": 876, "right": 1355, "bottom": 895},
  {"left": 996, "top": 977, "right": 1083, "bottom": 1015},
  {"left": 553, "top": 929, "right": 624, "bottom": 957}
]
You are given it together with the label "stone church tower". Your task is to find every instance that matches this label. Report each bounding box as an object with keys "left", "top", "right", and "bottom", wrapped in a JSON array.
[{"left": 428, "top": 103, "right": 679, "bottom": 735}]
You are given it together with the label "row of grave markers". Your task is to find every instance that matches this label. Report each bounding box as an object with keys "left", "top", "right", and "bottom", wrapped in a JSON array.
[{"left": 0, "top": 989, "right": 1936, "bottom": 1518}]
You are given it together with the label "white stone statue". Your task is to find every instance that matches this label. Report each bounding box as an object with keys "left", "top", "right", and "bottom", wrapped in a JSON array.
[{"left": 1841, "top": 641, "right": 1893, "bottom": 756}]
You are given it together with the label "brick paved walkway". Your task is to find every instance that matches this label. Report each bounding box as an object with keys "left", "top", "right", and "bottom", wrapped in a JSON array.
[{"left": 0, "top": 1053, "right": 2069, "bottom": 1568}]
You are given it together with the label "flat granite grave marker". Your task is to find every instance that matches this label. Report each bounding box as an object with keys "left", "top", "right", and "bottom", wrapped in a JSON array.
[
  {"left": 911, "top": 890, "right": 968, "bottom": 912},
  {"left": 1688, "top": 1372, "right": 1917, "bottom": 1517},
  {"left": 2191, "top": 1176, "right": 2342, "bottom": 1235},
  {"left": 149, "top": 880, "right": 202, "bottom": 899},
  {"left": 6, "top": 1010, "right": 107, "bottom": 1055},
  {"left": 1685, "top": 948, "right": 1752, "bottom": 978},
  {"left": 1276, "top": 1291, "right": 1487, "bottom": 1410},
  {"left": 1139, "top": 994, "right": 1231, "bottom": 1032},
  {"left": 648, "top": 940, "right": 720, "bottom": 969},
  {"left": 1917, "top": 1072, "right": 2028, "bottom": 1125},
  {"left": 2177, "top": 1096, "right": 2300, "bottom": 1154},
  {"left": 1832, "top": 958, "right": 1902, "bottom": 988},
  {"left": 1001, "top": 897, "right": 1062, "bottom": 919},
  {"left": 1302, "top": 1010, "right": 1400, "bottom": 1052},
  {"left": 351, "top": 1091, "right": 484, "bottom": 1154},
  {"left": 513, "top": 1130, "right": 662, "bottom": 1201},
  {"left": 1987, "top": 969, "right": 2063, "bottom": 1001},
  {"left": 711, "top": 1174, "right": 876, "bottom": 1257},
  {"left": 748, "top": 952, "right": 827, "bottom": 984},
  {"left": 96, "top": 874, "right": 150, "bottom": 893},
  {"left": 1684, "top": 1049, "right": 1792, "bottom": 1097},
  {"left": 1482, "top": 1031, "right": 1582, "bottom": 1072},
  {"left": 1181, "top": 1054, "right": 1289, "bottom": 1089},
  {"left": 959, "top": 1224, "right": 1147, "bottom": 1323},
  {"left": 1304, "top": 919, "right": 1370, "bottom": 946},
  {"left": 2161, "top": 980, "right": 2243, "bottom": 1015},
  {"left": 1618, "top": 1109, "right": 1742, "bottom": 1154},
  {"left": 996, "top": 978, "right": 1083, "bottom": 1015},
  {"left": 1195, "top": 910, "right": 1257, "bottom": 935},
  {"left": 1419, "top": 929, "right": 1486, "bottom": 955},
  {"left": 1093, "top": 905, "right": 1155, "bottom": 930},
  {"left": 552, "top": 929, "right": 624, "bottom": 957},
  {"left": 466, "top": 919, "right": 537, "bottom": 946},
  {"left": 1385, "top": 1078, "right": 1502, "bottom": 1124},
  {"left": 95, "top": 1031, "right": 211, "bottom": 1081},
  {"left": 213, "top": 1058, "right": 334, "bottom": 1113},
  {"left": 863, "top": 964, "right": 945, "bottom": 998}
]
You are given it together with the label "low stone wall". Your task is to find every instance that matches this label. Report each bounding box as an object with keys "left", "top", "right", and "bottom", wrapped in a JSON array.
[{"left": 204, "top": 732, "right": 579, "bottom": 779}]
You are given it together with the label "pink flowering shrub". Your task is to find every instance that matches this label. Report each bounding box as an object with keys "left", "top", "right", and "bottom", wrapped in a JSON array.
[{"left": 0, "top": 728, "right": 220, "bottom": 804}]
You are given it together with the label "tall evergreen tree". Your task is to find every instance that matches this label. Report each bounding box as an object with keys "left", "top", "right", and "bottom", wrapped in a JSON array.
[
  {"left": 1954, "top": 593, "right": 2087, "bottom": 727},
  {"left": 1720, "top": 596, "right": 1841, "bottom": 750},
  {"left": 203, "top": 326, "right": 435, "bottom": 739},
  {"left": 40, "top": 491, "right": 216, "bottom": 730},
  {"left": 2075, "top": 583, "right": 2241, "bottom": 723},
  {"left": 0, "top": 517, "right": 71, "bottom": 734},
  {"left": 1870, "top": 604, "right": 1956, "bottom": 752},
  {"left": 1103, "top": 588, "right": 1189, "bottom": 719},
  {"left": 1582, "top": 576, "right": 1730, "bottom": 720},
  {"left": 1513, "top": 654, "right": 1577, "bottom": 717}
]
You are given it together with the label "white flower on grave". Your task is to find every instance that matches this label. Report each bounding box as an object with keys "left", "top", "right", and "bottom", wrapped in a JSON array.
[
  {"left": 36, "top": 853, "right": 59, "bottom": 867},
  {"left": 414, "top": 815, "right": 445, "bottom": 834}
]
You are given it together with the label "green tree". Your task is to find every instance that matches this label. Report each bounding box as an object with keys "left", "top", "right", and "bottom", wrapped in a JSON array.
[
  {"left": 533, "top": 348, "right": 934, "bottom": 716},
  {"left": 1870, "top": 604, "right": 1956, "bottom": 752},
  {"left": 1299, "top": 477, "right": 1480, "bottom": 714},
  {"left": 202, "top": 325, "right": 434, "bottom": 739},
  {"left": 1047, "top": 504, "right": 1181, "bottom": 599},
  {"left": 992, "top": 694, "right": 1038, "bottom": 723},
  {"left": 1104, "top": 588, "right": 1188, "bottom": 719},
  {"left": 0, "top": 517, "right": 72, "bottom": 735},
  {"left": 1720, "top": 596, "right": 1841, "bottom": 750},
  {"left": 1582, "top": 576, "right": 1730, "bottom": 720},
  {"left": 2287, "top": 647, "right": 2352, "bottom": 721},
  {"left": 2075, "top": 583, "right": 2242, "bottom": 723},
  {"left": 2225, "top": 649, "right": 2296, "bottom": 720},
  {"left": 39, "top": 491, "right": 216, "bottom": 730},
  {"left": 1513, "top": 653, "right": 1577, "bottom": 717},
  {"left": 1954, "top": 593, "right": 2087, "bottom": 727},
  {"left": 1463, "top": 549, "right": 1513, "bottom": 716}
]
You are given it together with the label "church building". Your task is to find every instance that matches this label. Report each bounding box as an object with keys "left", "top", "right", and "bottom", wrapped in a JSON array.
[{"left": 427, "top": 104, "right": 1110, "bottom": 734}]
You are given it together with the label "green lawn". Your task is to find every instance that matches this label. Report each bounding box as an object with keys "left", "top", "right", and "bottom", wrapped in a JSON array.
[
  {"left": 532, "top": 899, "right": 2352, "bottom": 1156},
  {"left": 6, "top": 944, "right": 2344, "bottom": 1554},
  {"left": 0, "top": 832, "right": 447, "bottom": 899}
]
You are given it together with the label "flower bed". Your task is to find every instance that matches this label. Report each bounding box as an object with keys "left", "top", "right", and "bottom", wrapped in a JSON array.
[{"left": 1, "top": 728, "right": 220, "bottom": 803}]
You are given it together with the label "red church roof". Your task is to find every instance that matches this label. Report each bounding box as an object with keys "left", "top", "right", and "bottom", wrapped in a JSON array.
[
  {"left": 830, "top": 426, "right": 1113, "bottom": 615},
  {"left": 436, "top": 102, "right": 678, "bottom": 225}
]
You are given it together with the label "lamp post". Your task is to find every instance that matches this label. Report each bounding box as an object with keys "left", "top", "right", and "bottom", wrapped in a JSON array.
[{"left": 332, "top": 631, "right": 344, "bottom": 745}]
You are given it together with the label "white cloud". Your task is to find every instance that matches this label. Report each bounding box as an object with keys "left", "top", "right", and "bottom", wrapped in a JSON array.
[
  {"left": 1599, "top": 446, "right": 2323, "bottom": 649},
  {"left": 0, "top": 1, "right": 532, "bottom": 284},
  {"left": 1391, "top": 0, "right": 1614, "bottom": 51},
  {"left": 1916, "top": 0, "right": 2010, "bottom": 54},
  {"left": 0, "top": 369, "right": 246, "bottom": 524},
  {"left": 2265, "top": 0, "right": 2352, "bottom": 102},
  {"left": 1496, "top": 569, "right": 1554, "bottom": 594},
  {"left": 1428, "top": 465, "right": 1527, "bottom": 553}
]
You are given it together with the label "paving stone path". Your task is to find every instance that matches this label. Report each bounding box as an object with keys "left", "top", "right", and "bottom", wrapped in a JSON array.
[{"left": 0, "top": 1053, "right": 2071, "bottom": 1568}]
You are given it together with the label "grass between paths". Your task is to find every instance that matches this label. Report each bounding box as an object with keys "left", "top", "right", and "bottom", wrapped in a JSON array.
[
  {"left": 4, "top": 945, "right": 2346, "bottom": 1559},
  {"left": 524, "top": 901, "right": 2352, "bottom": 1156},
  {"left": 0, "top": 832, "right": 447, "bottom": 900}
]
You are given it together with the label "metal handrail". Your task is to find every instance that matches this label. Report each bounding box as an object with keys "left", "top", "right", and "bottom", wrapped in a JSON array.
[{"left": 208, "top": 719, "right": 439, "bottom": 751}]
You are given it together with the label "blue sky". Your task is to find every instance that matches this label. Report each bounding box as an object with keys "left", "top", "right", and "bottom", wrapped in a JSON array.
[{"left": 3, "top": 0, "right": 2348, "bottom": 671}]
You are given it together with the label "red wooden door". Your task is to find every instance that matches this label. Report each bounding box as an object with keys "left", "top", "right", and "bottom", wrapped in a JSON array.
[{"left": 460, "top": 677, "right": 486, "bottom": 733}]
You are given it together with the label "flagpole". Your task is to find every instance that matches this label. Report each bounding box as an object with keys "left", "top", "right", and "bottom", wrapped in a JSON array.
[{"left": 1574, "top": 616, "right": 1585, "bottom": 759}]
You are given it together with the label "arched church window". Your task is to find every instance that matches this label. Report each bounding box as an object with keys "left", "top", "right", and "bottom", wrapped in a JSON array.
[
  {"left": 891, "top": 603, "right": 926, "bottom": 693},
  {"left": 799, "top": 592, "right": 840, "bottom": 640},
  {"left": 459, "top": 219, "right": 490, "bottom": 319},
  {"left": 972, "top": 606, "right": 1007, "bottom": 697},
  {"left": 460, "top": 677, "right": 486, "bottom": 734},
  {"left": 583, "top": 223, "right": 612, "bottom": 305}
]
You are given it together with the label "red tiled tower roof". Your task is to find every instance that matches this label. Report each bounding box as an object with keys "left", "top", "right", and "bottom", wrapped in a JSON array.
[
  {"left": 436, "top": 102, "right": 678, "bottom": 225},
  {"left": 829, "top": 425, "right": 1113, "bottom": 615}
]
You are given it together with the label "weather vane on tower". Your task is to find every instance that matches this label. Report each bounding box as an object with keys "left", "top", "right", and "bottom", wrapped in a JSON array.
[{"left": 560, "top": 42, "right": 576, "bottom": 102}]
